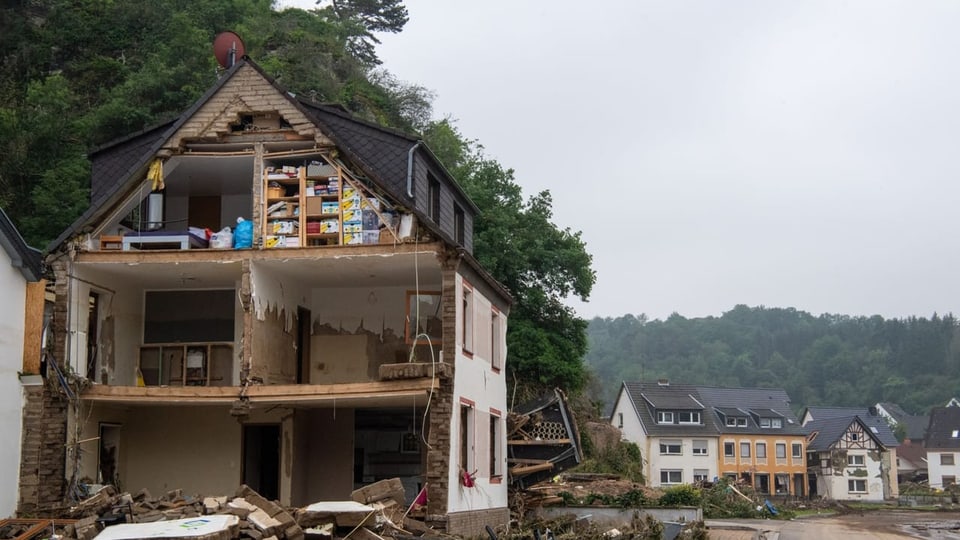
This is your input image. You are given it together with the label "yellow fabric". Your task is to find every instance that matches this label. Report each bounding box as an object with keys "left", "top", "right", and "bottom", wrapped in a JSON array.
[{"left": 148, "top": 158, "right": 164, "bottom": 191}]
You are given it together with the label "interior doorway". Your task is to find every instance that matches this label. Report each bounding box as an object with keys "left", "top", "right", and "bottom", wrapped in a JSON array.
[
  {"left": 98, "top": 423, "right": 121, "bottom": 487},
  {"left": 242, "top": 424, "right": 280, "bottom": 500}
]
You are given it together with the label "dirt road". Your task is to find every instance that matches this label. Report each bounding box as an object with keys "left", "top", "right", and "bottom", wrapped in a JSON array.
[{"left": 709, "top": 511, "right": 960, "bottom": 539}]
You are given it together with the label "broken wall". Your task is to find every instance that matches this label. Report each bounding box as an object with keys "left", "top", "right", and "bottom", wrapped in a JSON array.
[
  {"left": 290, "top": 408, "right": 355, "bottom": 505},
  {"left": 249, "top": 267, "right": 310, "bottom": 384},
  {"left": 103, "top": 405, "right": 241, "bottom": 496}
]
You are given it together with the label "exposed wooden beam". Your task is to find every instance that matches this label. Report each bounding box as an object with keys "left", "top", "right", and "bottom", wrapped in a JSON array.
[{"left": 21, "top": 280, "right": 46, "bottom": 374}]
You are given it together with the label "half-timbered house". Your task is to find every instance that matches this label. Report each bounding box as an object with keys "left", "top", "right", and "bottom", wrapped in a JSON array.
[{"left": 802, "top": 408, "right": 899, "bottom": 501}]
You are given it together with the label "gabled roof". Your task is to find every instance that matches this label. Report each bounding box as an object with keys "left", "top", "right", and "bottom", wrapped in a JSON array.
[
  {"left": 49, "top": 58, "right": 480, "bottom": 256},
  {"left": 925, "top": 407, "right": 960, "bottom": 449},
  {"left": 0, "top": 207, "right": 42, "bottom": 281},
  {"left": 802, "top": 407, "right": 899, "bottom": 449},
  {"left": 620, "top": 382, "right": 718, "bottom": 437},
  {"left": 877, "top": 402, "right": 909, "bottom": 422},
  {"left": 897, "top": 441, "right": 928, "bottom": 467},
  {"left": 805, "top": 415, "right": 890, "bottom": 452},
  {"left": 695, "top": 386, "right": 805, "bottom": 436}
]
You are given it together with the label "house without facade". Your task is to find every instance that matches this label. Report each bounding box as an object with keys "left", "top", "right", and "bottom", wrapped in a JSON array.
[
  {"left": 802, "top": 407, "right": 899, "bottom": 501},
  {"left": 0, "top": 208, "right": 45, "bottom": 518},
  {"left": 924, "top": 407, "right": 960, "bottom": 490},
  {"left": 24, "top": 59, "right": 511, "bottom": 537},
  {"left": 610, "top": 381, "right": 806, "bottom": 496}
]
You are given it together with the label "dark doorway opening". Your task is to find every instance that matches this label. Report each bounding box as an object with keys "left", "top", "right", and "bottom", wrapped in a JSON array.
[
  {"left": 296, "top": 307, "right": 311, "bottom": 384},
  {"left": 808, "top": 473, "right": 818, "bottom": 497},
  {"left": 87, "top": 291, "right": 100, "bottom": 380},
  {"left": 98, "top": 423, "right": 121, "bottom": 487},
  {"left": 242, "top": 424, "right": 280, "bottom": 500}
]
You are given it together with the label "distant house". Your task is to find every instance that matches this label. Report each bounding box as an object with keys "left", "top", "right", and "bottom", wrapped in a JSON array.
[
  {"left": 0, "top": 208, "right": 44, "bottom": 518},
  {"left": 802, "top": 407, "right": 899, "bottom": 501},
  {"left": 874, "top": 402, "right": 928, "bottom": 483},
  {"left": 924, "top": 407, "right": 960, "bottom": 490},
  {"left": 696, "top": 386, "right": 807, "bottom": 496},
  {"left": 610, "top": 380, "right": 806, "bottom": 495}
]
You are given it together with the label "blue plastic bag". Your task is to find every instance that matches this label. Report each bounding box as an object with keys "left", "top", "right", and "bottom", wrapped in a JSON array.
[{"left": 234, "top": 218, "right": 253, "bottom": 249}]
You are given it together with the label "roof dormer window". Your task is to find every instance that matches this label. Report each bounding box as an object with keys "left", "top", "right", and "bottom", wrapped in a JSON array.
[
  {"left": 678, "top": 411, "right": 701, "bottom": 425},
  {"left": 657, "top": 411, "right": 674, "bottom": 424},
  {"left": 759, "top": 418, "right": 783, "bottom": 428},
  {"left": 726, "top": 417, "right": 748, "bottom": 427}
]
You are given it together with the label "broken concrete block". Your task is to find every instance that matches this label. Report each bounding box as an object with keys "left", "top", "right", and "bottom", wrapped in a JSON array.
[
  {"left": 247, "top": 508, "right": 283, "bottom": 536},
  {"left": 350, "top": 478, "right": 405, "bottom": 505},
  {"left": 299, "top": 501, "right": 377, "bottom": 528},
  {"left": 349, "top": 528, "right": 385, "bottom": 540},
  {"left": 134, "top": 488, "right": 152, "bottom": 501},
  {"left": 302, "top": 523, "right": 334, "bottom": 540},
  {"left": 204, "top": 496, "right": 226, "bottom": 514},
  {"left": 240, "top": 527, "right": 263, "bottom": 540}
]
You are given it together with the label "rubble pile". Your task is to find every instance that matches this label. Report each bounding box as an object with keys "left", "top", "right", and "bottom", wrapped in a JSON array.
[{"left": 53, "top": 480, "right": 440, "bottom": 540}]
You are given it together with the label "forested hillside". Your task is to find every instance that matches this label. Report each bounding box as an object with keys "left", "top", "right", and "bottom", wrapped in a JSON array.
[
  {"left": 586, "top": 306, "right": 960, "bottom": 415},
  {"left": 0, "top": 0, "right": 595, "bottom": 398}
]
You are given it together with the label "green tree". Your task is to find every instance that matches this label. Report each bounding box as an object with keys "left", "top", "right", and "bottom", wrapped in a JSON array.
[{"left": 425, "top": 120, "right": 596, "bottom": 397}]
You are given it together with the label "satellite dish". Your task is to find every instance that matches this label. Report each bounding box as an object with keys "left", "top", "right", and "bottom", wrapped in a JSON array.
[{"left": 213, "top": 31, "right": 246, "bottom": 68}]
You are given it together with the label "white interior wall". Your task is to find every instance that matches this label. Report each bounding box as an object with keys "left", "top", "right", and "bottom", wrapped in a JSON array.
[
  {"left": 0, "top": 248, "right": 26, "bottom": 517},
  {"left": 221, "top": 195, "right": 251, "bottom": 226},
  {"left": 250, "top": 265, "right": 311, "bottom": 331},
  {"left": 311, "top": 286, "right": 407, "bottom": 336}
]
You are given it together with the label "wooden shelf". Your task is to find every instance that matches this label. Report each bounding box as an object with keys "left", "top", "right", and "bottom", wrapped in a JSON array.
[
  {"left": 306, "top": 233, "right": 338, "bottom": 239},
  {"left": 267, "top": 196, "right": 299, "bottom": 202}
]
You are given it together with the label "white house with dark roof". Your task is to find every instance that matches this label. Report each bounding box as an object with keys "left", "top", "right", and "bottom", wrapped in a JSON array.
[
  {"left": 924, "top": 407, "right": 960, "bottom": 489},
  {"left": 610, "top": 381, "right": 719, "bottom": 488},
  {"left": 0, "top": 208, "right": 44, "bottom": 518},
  {"left": 802, "top": 407, "right": 899, "bottom": 501}
]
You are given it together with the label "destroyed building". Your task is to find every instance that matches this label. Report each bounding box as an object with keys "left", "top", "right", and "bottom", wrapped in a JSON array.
[{"left": 22, "top": 58, "right": 512, "bottom": 537}]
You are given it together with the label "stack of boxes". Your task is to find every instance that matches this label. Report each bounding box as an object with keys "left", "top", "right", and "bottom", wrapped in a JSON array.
[{"left": 341, "top": 186, "right": 382, "bottom": 245}]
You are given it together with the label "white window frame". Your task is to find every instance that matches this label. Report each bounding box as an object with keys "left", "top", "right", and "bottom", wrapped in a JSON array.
[
  {"left": 848, "top": 479, "right": 867, "bottom": 493},
  {"left": 693, "top": 469, "right": 709, "bottom": 482},
  {"left": 657, "top": 411, "right": 674, "bottom": 424},
  {"left": 771, "top": 418, "right": 783, "bottom": 428},
  {"left": 692, "top": 440, "right": 708, "bottom": 456},
  {"left": 460, "top": 402, "right": 475, "bottom": 472},
  {"left": 660, "top": 469, "right": 682, "bottom": 485},
  {"left": 659, "top": 440, "right": 682, "bottom": 455},
  {"left": 847, "top": 454, "right": 865, "bottom": 467},
  {"left": 759, "top": 418, "right": 771, "bottom": 428},
  {"left": 792, "top": 442, "right": 803, "bottom": 458},
  {"left": 678, "top": 411, "right": 701, "bottom": 424},
  {"left": 617, "top": 412, "right": 624, "bottom": 429},
  {"left": 740, "top": 441, "right": 751, "bottom": 458},
  {"left": 723, "top": 441, "right": 735, "bottom": 457},
  {"left": 941, "top": 453, "right": 955, "bottom": 466}
]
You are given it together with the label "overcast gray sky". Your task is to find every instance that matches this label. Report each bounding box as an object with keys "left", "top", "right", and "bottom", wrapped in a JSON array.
[{"left": 283, "top": 0, "right": 960, "bottom": 321}]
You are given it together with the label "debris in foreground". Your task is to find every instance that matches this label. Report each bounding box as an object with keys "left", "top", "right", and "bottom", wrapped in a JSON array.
[{"left": 35, "top": 479, "right": 437, "bottom": 540}]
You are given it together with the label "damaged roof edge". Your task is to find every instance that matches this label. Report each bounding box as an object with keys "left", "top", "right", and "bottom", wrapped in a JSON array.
[
  {"left": 47, "top": 60, "right": 251, "bottom": 254},
  {"left": 0, "top": 207, "right": 42, "bottom": 281}
]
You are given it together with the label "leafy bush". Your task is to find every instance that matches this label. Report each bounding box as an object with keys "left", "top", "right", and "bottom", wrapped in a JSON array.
[
  {"left": 576, "top": 441, "right": 645, "bottom": 483},
  {"left": 701, "top": 479, "right": 759, "bottom": 519},
  {"left": 658, "top": 484, "right": 701, "bottom": 506}
]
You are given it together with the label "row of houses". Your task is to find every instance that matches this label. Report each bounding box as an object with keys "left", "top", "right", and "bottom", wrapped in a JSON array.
[
  {"left": 611, "top": 380, "right": 960, "bottom": 501},
  {"left": 0, "top": 58, "right": 517, "bottom": 538},
  {"left": 610, "top": 381, "right": 890, "bottom": 500}
]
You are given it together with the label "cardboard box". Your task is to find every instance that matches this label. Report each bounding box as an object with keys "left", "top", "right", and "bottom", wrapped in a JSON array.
[
  {"left": 341, "top": 196, "right": 362, "bottom": 212},
  {"left": 362, "top": 231, "right": 380, "bottom": 244},
  {"left": 361, "top": 198, "right": 381, "bottom": 211},
  {"left": 306, "top": 221, "right": 322, "bottom": 234},
  {"left": 321, "top": 202, "right": 339, "bottom": 215},
  {"left": 343, "top": 231, "right": 362, "bottom": 245},
  {"left": 320, "top": 219, "right": 339, "bottom": 234},
  {"left": 343, "top": 186, "right": 360, "bottom": 199},
  {"left": 342, "top": 208, "right": 362, "bottom": 223},
  {"left": 361, "top": 211, "right": 380, "bottom": 230},
  {"left": 343, "top": 222, "right": 362, "bottom": 234},
  {"left": 305, "top": 197, "right": 323, "bottom": 215}
]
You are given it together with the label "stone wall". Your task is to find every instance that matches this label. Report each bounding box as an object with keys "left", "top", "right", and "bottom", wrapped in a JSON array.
[
  {"left": 446, "top": 507, "right": 510, "bottom": 538},
  {"left": 17, "top": 383, "right": 67, "bottom": 516}
]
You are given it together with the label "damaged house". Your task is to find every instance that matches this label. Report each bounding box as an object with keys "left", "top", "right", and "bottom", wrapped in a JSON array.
[{"left": 23, "top": 58, "right": 511, "bottom": 537}]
